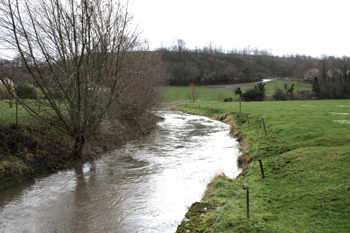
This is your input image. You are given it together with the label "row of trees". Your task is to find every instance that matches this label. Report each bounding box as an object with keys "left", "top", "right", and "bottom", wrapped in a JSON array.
[
  {"left": 160, "top": 40, "right": 350, "bottom": 100},
  {"left": 0, "top": 0, "right": 165, "bottom": 159},
  {"left": 159, "top": 39, "right": 321, "bottom": 86},
  {"left": 313, "top": 56, "right": 350, "bottom": 99}
]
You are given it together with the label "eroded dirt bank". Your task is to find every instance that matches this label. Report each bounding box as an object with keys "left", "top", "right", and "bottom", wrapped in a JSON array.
[{"left": 0, "top": 115, "right": 161, "bottom": 190}]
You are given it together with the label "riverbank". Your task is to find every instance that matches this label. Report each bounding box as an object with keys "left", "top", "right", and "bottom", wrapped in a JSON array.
[
  {"left": 0, "top": 114, "right": 160, "bottom": 190},
  {"left": 0, "top": 123, "right": 74, "bottom": 190},
  {"left": 0, "top": 110, "right": 240, "bottom": 232},
  {"left": 174, "top": 100, "right": 350, "bottom": 232}
]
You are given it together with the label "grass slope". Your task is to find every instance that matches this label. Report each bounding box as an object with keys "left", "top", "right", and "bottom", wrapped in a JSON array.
[
  {"left": 162, "top": 80, "right": 312, "bottom": 102},
  {"left": 175, "top": 100, "right": 350, "bottom": 232}
]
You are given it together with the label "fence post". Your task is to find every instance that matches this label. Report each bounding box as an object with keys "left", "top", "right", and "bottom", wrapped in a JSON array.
[
  {"left": 262, "top": 118, "right": 267, "bottom": 136},
  {"left": 243, "top": 185, "right": 250, "bottom": 219},
  {"left": 258, "top": 159, "right": 265, "bottom": 179}
]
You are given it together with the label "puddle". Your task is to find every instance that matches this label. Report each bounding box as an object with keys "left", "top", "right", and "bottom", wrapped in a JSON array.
[
  {"left": 333, "top": 120, "right": 350, "bottom": 124},
  {"left": 329, "top": 112, "right": 350, "bottom": 115}
]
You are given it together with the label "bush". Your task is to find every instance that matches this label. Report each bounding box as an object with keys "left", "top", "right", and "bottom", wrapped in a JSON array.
[
  {"left": 15, "top": 83, "right": 37, "bottom": 99},
  {"left": 242, "top": 88, "right": 264, "bottom": 101},
  {"left": 274, "top": 87, "right": 287, "bottom": 100},
  {"left": 312, "top": 76, "right": 320, "bottom": 93},
  {"left": 256, "top": 82, "right": 266, "bottom": 94}
]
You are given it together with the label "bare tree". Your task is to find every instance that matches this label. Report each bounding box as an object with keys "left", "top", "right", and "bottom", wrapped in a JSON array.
[
  {"left": 174, "top": 39, "right": 186, "bottom": 52},
  {"left": 185, "top": 83, "right": 199, "bottom": 102},
  {"left": 0, "top": 0, "right": 164, "bottom": 159}
]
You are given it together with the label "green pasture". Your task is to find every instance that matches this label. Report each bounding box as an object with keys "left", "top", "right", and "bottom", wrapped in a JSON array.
[
  {"left": 175, "top": 99, "right": 350, "bottom": 232},
  {"left": 162, "top": 86, "right": 235, "bottom": 102},
  {"left": 0, "top": 99, "right": 65, "bottom": 125},
  {"left": 262, "top": 79, "right": 311, "bottom": 95},
  {"left": 162, "top": 80, "right": 312, "bottom": 102},
  {"left": 0, "top": 100, "right": 33, "bottom": 125}
]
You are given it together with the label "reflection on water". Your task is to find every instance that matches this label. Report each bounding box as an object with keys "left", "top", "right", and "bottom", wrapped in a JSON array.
[{"left": 0, "top": 111, "right": 240, "bottom": 233}]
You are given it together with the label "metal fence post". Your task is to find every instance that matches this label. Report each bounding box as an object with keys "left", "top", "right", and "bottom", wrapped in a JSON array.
[{"left": 243, "top": 185, "right": 250, "bottom": 219}]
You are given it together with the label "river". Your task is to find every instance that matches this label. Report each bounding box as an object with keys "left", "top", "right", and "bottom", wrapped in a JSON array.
[{"left": 0, "top": 110, "right": 240, "bottom": 233}]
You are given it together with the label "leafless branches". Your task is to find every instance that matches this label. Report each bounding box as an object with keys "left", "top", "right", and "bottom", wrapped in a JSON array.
[{"left": 0, "top": 0, "right": 165, "bottom": 158}]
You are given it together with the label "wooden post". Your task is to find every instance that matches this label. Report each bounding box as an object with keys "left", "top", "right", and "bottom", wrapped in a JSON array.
[{"left": 258, "top": 159, "right": 265, "bottom": 179}]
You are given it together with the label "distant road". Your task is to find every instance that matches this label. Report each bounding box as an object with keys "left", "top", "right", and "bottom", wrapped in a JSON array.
[{"left": 202, "top": 79, "right": 274, "bottom": 91}]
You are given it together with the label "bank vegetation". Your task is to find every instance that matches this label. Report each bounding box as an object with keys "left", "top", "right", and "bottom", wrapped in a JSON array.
[{"left": 0, "top": 0, "right": 165, "bottom": 189}]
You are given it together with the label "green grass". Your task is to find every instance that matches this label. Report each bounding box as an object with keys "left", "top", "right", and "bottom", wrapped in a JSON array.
[
  {"left": 162, "top": 86, "right": 236, "bottom": 102},
  {"left": 162, "top": 80, "right": 312, "bottom": 102},
  {"left": 263, "top": 80, "right": 311, "bottom": 95},
  {"left": 0, "top": 99, "right": 67, "bottom": 125},
  {"left": 0, "top": 100, "right": 33, "bottom": 125},
  {"left": 175, "top": 100, "right": 350, "bottom": 232}
]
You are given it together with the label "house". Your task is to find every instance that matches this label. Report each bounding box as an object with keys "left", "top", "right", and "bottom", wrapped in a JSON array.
[
  {"left": 327, "top": 69, "right": 342, "bottom": 79},
  {"left": 304, "top": 69, "right": 320, "bottom": 80}
]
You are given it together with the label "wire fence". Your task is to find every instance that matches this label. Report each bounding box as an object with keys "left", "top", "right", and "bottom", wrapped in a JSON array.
[
  {"left": 0, "top": 99, "right": 27, "bottom": 126},
  {"left": 0, "top": 97, "right": 66, "bottom": 126},
  {"left": 204, "top": 120, "right": 264, "bottom": 233}
]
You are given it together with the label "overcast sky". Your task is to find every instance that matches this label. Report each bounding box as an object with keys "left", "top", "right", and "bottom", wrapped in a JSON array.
[{"left": 130, "top": 0, "right": 350, "bottom": 58}]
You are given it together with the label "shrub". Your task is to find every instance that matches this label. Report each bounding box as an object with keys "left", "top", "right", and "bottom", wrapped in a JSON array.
[
  {"left": 15, "top": 83, "right": 37, "bottom": 99},
  {"left": 242, "top": 88, "right": 264, "bottom": 101},
  {"left": 312, "top": 76, "right": 320, "bottom": 93},
  {"left": 274, "top": 87, "right": 287, "bottom": 100},
  {"left": 185, "top": 83, "right": 199, "bottom": 102},
  {"left": 256, "top": 82, "right": 266, "bottom": 94}
]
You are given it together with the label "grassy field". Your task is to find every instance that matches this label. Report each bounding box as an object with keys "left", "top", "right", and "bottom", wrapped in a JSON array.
[
  {"left": 0, "top": 99, "right": 67, "bottom": 125},
  {"left": 162, "top": 80, "right": 312, "bottom": 102},
  {"left": 0, "top": 100, "right": 33, "bottom": 125},
  {"left": 175, "top": 100, "right": 350, "bottom": 232}
]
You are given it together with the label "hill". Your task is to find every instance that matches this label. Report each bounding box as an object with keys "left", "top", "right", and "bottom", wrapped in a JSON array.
[{"left": 159, "top": 47, "right": 317, "bottom": 86}]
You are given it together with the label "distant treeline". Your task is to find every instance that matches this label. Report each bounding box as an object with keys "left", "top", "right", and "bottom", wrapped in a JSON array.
[
  {"left": 2, "top": 39, "right": 350, "bottom": 99},
  {"left": 158, "top": 40, "right": 319, "bottom": 86},
  {"left": 158, "top": 40, "right": 350, "bottom": 98}
]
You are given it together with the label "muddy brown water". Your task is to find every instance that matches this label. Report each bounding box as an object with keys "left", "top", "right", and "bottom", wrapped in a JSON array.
[{"left": 0, "top": 111, "right": 240, "bottom": 233}]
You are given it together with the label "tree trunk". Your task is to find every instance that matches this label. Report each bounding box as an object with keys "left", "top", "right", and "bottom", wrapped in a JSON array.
[
  {"left": 239, "top": 95, "right": 242, "bottom": 114},
  {"left": 73, "top": 134, "right": 86, "bottom": 159}
]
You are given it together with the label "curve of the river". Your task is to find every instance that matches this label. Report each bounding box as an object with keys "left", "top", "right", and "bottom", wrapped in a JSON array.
[{"left": 0, "top": 110, "right": 240, "bottom": 233}]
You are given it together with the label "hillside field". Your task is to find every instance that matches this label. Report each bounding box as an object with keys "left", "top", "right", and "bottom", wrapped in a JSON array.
[{"left": 162, "top": 79, "right": 311, "bottom": 102}]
